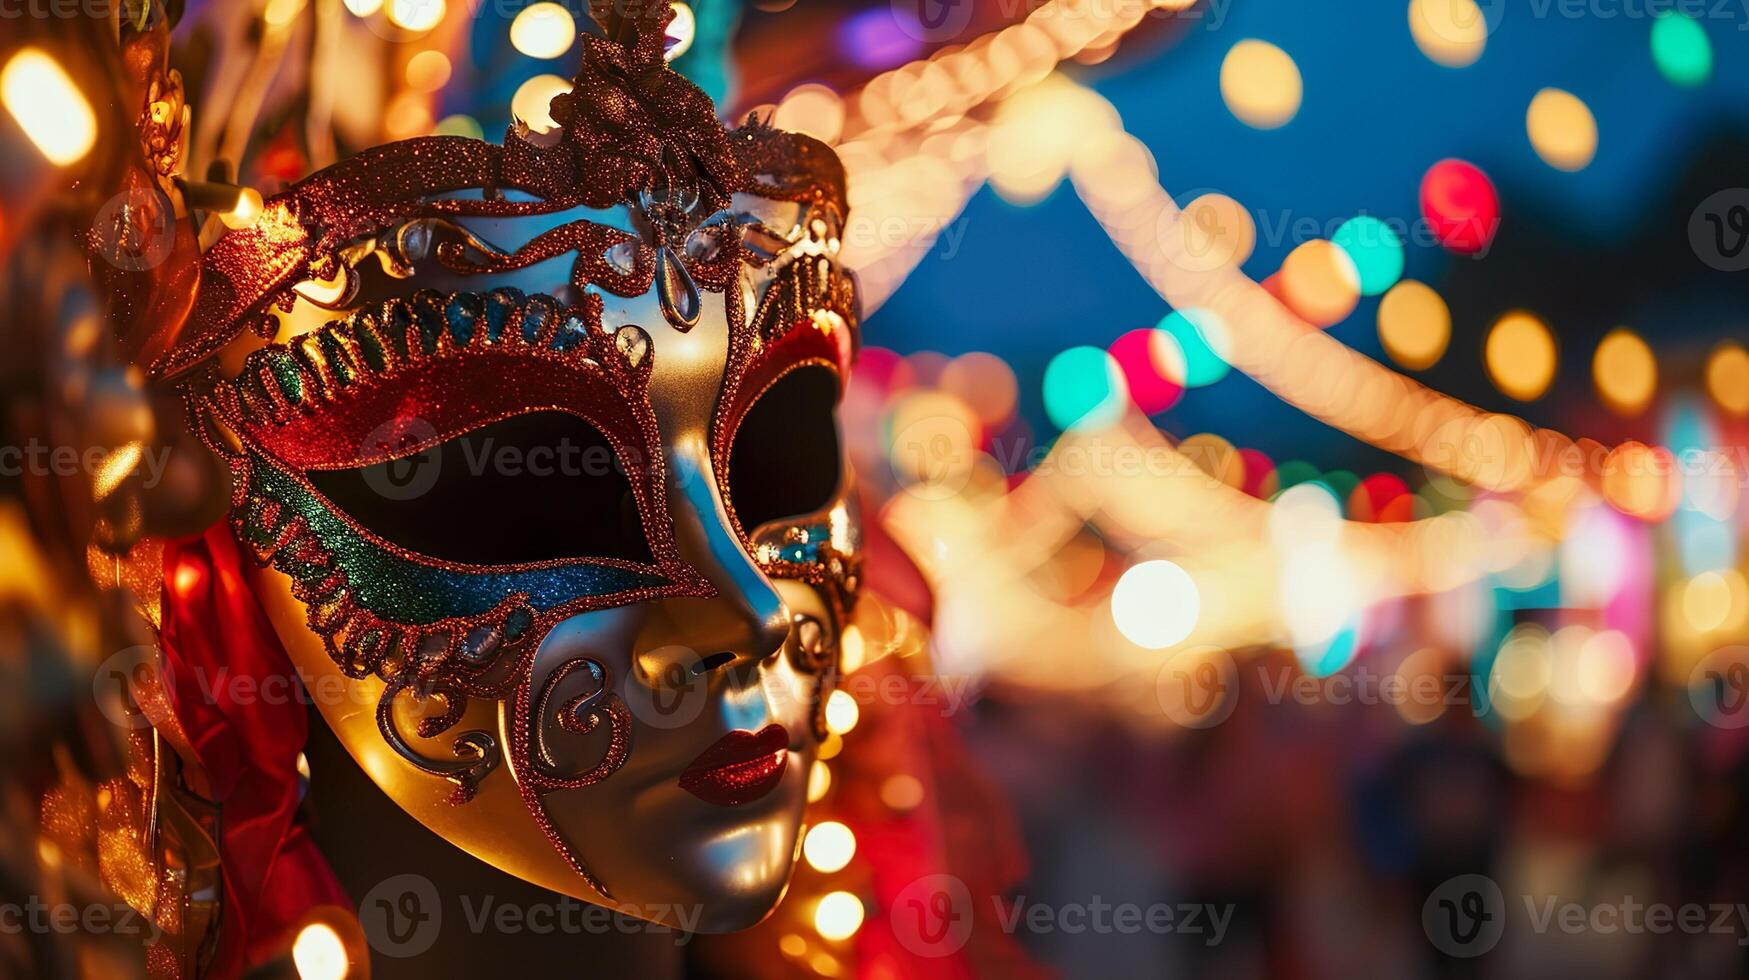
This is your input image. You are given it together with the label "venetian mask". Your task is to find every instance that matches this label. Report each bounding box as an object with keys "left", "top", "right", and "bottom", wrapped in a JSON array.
[{"left": 161, "top": 2, "right": 861, "bottom": 932}]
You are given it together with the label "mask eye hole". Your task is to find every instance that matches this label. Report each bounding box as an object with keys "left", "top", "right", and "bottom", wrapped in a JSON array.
[
  {"left": 304, "top": 411, "right": 654, "bottom": 567},
  {"left": 727, "top": 365, "right": 841, "bottom": 533}
]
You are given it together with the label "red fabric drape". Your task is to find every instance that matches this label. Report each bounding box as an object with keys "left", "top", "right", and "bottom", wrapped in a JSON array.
[{"left": 159, "top": 523, "right": 348, "bottom": 975}]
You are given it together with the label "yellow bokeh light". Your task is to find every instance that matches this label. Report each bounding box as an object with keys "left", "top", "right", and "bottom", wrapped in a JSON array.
[
  {"left": 1684, "top": 571, "right": 1736, "bottom": 633},
  {"left": 386, "top": 0, "right": 445, "bottom": 31},
  {"left": 1278, "top": 239, "right": 1360, "bottom": 327},
  {"left": 1526, "top": 87, "right": 1598, "bottom": 171},
  {"left": 1577, "top": 630, "right": 1636, "bottom": 704},
  {"left": 939, "top": 352, "right": 1019, "bottom": 428},
  {"left": 773, "top": 83, "right": 846, "bottom": 144},
  {"left": 265, "top": 0, "right": 306, "bottom": 27},
  {"left": 807, "top": 761, "right": 832, "bottom": 802},
  {"left": 1601, "top": 442, "right": 1681, "bottom": 522},
  {"left": 1409, "top": 0, "right": 1489, "bottom": 68},
  {"left": 510, "top": 2, "right": 576, "bottom": 60},
  {"left": 292, "top": 924, "right": 348, "bottom": 980},
  {"left": 814, "top": 892, "right": 864, "bottom": 942},
  {"left": 1377, "top": 279, "right": 1451, "bottom": 370},
  {"left": 1485, "top": 311, "right": 1558, "bottom": 401},
  {"left": 342, "top": 0, "right": 381, "bottom": 16},
  {"left": 1592, "top": 328, "right": 1656, "bottom": 415},
  {"left": 511, "top": 74, "right": 573, "bottom": 135},
  {"left": 1175, "top": 192, "right": 1255, "bottom": 273},
  {"left": 824, "top": 690, "right": 859, "bottom": 735},
  {"left": 406, "top": 50, "right": 451, "bottom": 93},
  {"left": 803, "top": 821, "right": 857, "bottom": 873},
  {"left": 2, "top": 49, "right": 97, "bottom": 167},
  {"left": 1707, "top": 342, "right": 1749, "bottom": 416},
  {"left": 1220, "top": 40, "right": 1302, "bottom": 129}
]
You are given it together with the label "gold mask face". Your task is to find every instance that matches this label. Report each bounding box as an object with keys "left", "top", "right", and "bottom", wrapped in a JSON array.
[{"left": 169, "top": 8, "right": 862, "bottom": 931}]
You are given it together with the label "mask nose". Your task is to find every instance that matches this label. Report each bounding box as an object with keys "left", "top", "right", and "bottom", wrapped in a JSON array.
[{"left": 665, "top": 440, "right": 791, "bottom": 664}]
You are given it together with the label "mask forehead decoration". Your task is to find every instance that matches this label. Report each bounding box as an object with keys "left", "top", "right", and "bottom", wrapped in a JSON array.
[{"left": 173, "top": 0, "right": 861, "bottom": 902}]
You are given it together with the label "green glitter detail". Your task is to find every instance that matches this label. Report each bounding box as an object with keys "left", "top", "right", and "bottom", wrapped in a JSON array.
[{"left": 247, "top": 452, "right": 668, "bottom": 625}]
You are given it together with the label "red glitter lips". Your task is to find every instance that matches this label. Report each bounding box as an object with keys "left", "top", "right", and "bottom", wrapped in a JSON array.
[{"left": 678, "top": 724, "right": 789, "bottom": 806}]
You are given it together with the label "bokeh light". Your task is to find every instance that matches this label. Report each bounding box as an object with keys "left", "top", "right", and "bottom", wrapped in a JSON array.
[
  {"left": 405, "top": 50, "right": 451, "bottom": 93},
  {"left": 1707, "top": 342, "right": 1749, "bottom": 415},
  {"left": 1278, "top": 239, "right": 1361, "bottom": 327},
  {"left": 1219, "top": 40, "right": 1302, "bottom": 130},
  {"left": 291, "top": 924, "right": 347, "bottom": 980},
  {"left": 510, "top": 2, "right": 577, "bottom": 60},
  {"left": 1408, "top": 0, "right": 1489, "bottom": 68},
  {"left": 1175, "top": 192, "right": 1256, "bottom": 272},
  {"left": 1044, "top": 345, "right": 1128, "bottom": 430},
  {"left": 2, "top": 49, "right": 97, "bottom": 167},
  {"left": 939, "top": 352, "right": 1019, "bottom": 427},
  {"left": 1592, "top": 327, "right": 1657, "bottom": 415},
  {"left": 511, "top": 74, "right": 572, "bottom": 135},
  {"left": 385, "top": 0, "right": 444, "bottom": 32},
  {"left": 1526, "top": 88, "right": 1598, "bottom": 171},
  {"left": 802, "top": 821, "right": 856, "bottom": 873},
  {"left": 1109, "top": 328, "right": 1186, "bottom": 414},
  {"left": 1156, "top": 309, "right": 1231, "bottom": 387},
  {"left": 1420, "top": 159, "right": 1499, "bottom": 254},
  {"left": 1485, "top": 311, "right": 1557, "bottom": 401},
  {"left": 1111, "top": 559, "right": 1200, "bottom": 649},
  {"left": 1651, "top": 11, "right": 1712, "bottom": 87},
  {"left": 1377, "top": 280, "right": 1451, "bottom": 370},
  {"left": 814, "top": 892, "right": 864, "bottom": 942},
  {"left": 773, "top": 84, "right": 846, "bottom": 144},
  {"left": 1332, "top": 215, "right": 1405, "bottom": 296},
  {"left": 342, "top": 0, "right": 381, "bottom": 15}
]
